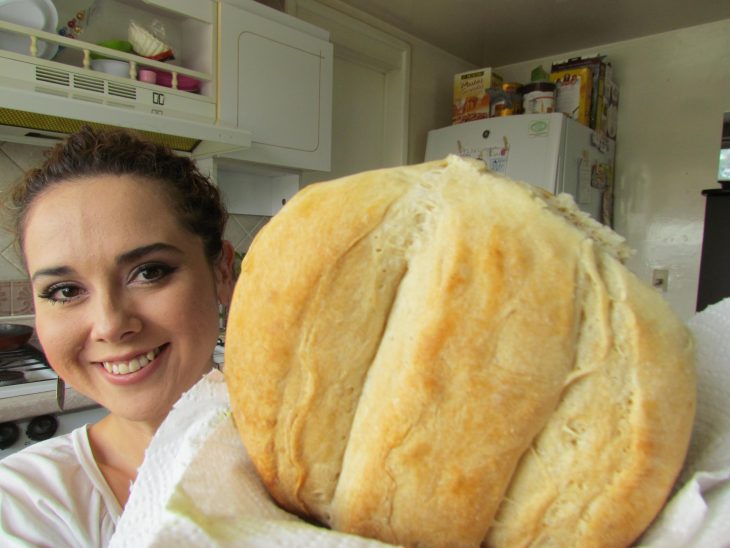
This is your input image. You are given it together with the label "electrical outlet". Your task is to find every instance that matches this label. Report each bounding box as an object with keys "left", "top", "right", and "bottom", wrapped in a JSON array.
[{"left": 652, "top": 268, "right": 669, "bottom": 292}]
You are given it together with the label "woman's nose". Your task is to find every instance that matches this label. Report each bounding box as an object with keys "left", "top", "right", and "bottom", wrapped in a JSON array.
[{"left": 89, "top": 292, "right": 142, "bottom": 342}]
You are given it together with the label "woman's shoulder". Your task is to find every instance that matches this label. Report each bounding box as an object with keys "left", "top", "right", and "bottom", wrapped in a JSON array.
[
  {"left": 0, "top": 425, "right": 120, "bottom": 546},
  {"left": 0, "top": 424, "right": 87, "bottom": 477}
]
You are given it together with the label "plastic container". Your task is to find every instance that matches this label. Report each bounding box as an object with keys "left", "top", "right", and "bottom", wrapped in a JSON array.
[
  {"left": 138, "top": 69, "right": 157, "bottom": 84},
  {"left": 149, "top": 69, "right": 201, "bottom": 92},
  {"left": 522, "top": 81, "right": 556, "bottom": 114},
  {"left": 90, "top": 59, "right": 131, "bottom": 78},
  {"left": 500, "top": 82, "right": 523, "bottom": 115},
  {"left": 488, "top": 87, "right": 510, "bottom": 117}
]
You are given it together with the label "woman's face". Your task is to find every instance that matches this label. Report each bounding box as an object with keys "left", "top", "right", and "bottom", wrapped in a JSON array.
[{"left": 23, "top": 174, "right": 233, "bottom": 425}]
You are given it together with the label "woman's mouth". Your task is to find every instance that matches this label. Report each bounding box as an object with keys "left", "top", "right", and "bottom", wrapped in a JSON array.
[{"left": 102, "top": 346, "right": 162, "bottom": 376}]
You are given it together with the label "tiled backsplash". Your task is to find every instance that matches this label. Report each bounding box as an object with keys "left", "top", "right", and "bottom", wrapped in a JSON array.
[
  {"left": 0, "top": 281, "right": 34, "bottom": 316},
  {"left": 0, "top": 141, "right": 269, "bottom": 318}
]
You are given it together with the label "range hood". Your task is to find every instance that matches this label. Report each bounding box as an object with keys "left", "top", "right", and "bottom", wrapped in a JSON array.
[
  {"left": 0, "top": 20, "right": 251, "bottom": 157},
  {"left": 0, "top": 76, "right": 251, "bottom": 156}
]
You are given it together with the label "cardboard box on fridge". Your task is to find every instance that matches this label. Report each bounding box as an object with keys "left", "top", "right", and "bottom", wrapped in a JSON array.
[
  {"left": 452, "top": 67, "right": 503, "bottom": 124},
  {"left": 597, "top": 75, "right": 619, "bottom": 139},
  {"left": 550, "top": 67, "right": 592, "bottom": 126},
  {"left": 551, "top": 55, "right": 609, "bottom": 130}
]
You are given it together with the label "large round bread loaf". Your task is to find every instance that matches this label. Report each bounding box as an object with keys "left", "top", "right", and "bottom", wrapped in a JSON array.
[{"left": 224, "top": 155, "right": 696, "bottom": 547}]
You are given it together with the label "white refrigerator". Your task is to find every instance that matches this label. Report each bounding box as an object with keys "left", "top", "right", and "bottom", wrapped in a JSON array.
[{"left": 425, "top": 113, "right": 615, "bottom": 223}]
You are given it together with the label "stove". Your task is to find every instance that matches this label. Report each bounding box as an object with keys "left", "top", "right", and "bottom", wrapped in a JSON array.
[
  {"left": 0, "top": 345, "right": 58, "bottom": 399},
  {"left": 0, "top": 405, "right": 108, "bottom": 458},
  {"left": 0, "top": 345, "right": 109, "bottom": 458}
]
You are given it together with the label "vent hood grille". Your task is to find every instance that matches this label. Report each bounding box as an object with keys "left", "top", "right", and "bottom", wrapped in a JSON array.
[
  {"left": 35, "top": 66, "right": 137, "bottom": 100},
  {"left": 107, "top": 82, "right": 137, "bottom": 100},
  {"left": 73, "top": 74, "right": 106, "bottom": 94},
  {"left": 0, "top": 107, "right": 200, "bottom": 152},
  {"left": 36, "top": 66, "right": 69, "bottom": 87},
  {"left": 0, "top": 51, "right": 251, "bottom": 157}
]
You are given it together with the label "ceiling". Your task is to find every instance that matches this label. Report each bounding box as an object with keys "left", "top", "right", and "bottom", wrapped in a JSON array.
[{"left": 335, "top": 0, "right": 730, "bottom": 66}]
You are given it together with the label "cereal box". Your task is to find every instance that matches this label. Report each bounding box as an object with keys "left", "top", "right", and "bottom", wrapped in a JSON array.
[
  {"left": 551, "top": 55, "right": 610, "bottom": 130},
  {"left": 452, "top": 68, "right": 503, "bottom": 124},
  {"left": 550, "top": 67, "right": 592, "bottom": 126}
]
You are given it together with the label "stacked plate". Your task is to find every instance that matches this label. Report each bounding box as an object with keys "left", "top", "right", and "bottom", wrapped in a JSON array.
[{"left": 0, "top": 0, "right": 59, "bottom": 60}]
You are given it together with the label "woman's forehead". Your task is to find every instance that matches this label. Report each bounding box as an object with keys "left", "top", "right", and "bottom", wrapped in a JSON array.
[
  {"left": 27, "top": 174, "right": 170, "bottom": 220},
  {"left": 23, "top": 175, "right": 184, "bottom": 255}
]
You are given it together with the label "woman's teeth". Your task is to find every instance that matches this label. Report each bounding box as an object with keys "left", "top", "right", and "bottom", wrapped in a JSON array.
[{"left": 103, "top": 348, "right": 160, "bottom": 376}]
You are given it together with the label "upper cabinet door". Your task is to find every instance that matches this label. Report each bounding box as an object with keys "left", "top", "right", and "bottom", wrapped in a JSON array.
[
  {"left": 141, "top": 0, "right": 213, "bottom": 22},
  {"left": 218, "top": 0, "right": 333, "bottom": 171}
]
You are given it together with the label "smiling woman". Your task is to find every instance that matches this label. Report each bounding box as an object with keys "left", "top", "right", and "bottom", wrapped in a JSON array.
[{"left": 0, "top": 126, "right": 235, "bottom": 546}]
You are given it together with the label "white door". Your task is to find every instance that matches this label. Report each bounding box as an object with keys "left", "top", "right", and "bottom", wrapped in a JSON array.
[{"left": 287, "top": 0, "right": 410, "bottom": 185}]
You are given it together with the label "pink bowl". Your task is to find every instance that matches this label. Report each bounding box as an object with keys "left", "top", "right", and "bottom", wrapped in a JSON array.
[
  {"left": 138, "top": 69, "right": 157, "bottom": 84},
  {"left": 149, "top": 69, "right": 201, "bottom": 92}
]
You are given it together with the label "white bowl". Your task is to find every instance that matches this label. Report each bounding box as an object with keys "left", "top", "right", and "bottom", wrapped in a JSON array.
[
  {"left": 90, "top": 59, "right": 130, "bottom": 78},
  {"left": 128, "top": 20, "right": 172, "bottom": 59}
]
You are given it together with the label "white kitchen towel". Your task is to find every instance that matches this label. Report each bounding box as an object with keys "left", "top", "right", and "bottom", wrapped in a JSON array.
[
  {"left": 112, "top": 298, "right": 730, "bottom": 547},
  {"left": 638, "top": 297, "right": 730, "bottom": 548},
  {"left": 109, "top": 369, "right": 391, "bottom": 547}
]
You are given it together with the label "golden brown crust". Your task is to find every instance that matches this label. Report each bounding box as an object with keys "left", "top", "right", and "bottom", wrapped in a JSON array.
[{"left": 224, "top": 156, "right": 695, "bottom": 547}]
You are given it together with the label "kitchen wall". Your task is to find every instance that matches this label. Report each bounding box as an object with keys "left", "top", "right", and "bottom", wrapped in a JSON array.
[
  {"left": 307, "top": 0, "right": 475, "bottom": 166},
  {"left": 0, "top": 142, "right": 44, "bottom": 316},
  {"left": 0, "top": 141, "right": 268, "bottom": 318},
  {"left": 406, "top": 33, "right": 474, "bottom": 164},
  {"left": 495, "top": 18, "right": 730, "bottom": 321}
]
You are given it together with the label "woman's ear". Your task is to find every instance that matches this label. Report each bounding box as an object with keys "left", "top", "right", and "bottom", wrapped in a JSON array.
[{"left": 215, "top": 240, "right": 236, "bottom": 307}]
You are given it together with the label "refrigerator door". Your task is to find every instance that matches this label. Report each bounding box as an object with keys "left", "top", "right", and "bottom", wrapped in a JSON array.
[
  {"left": 425, "top": 113, "right": 566, "bottom": 193},
  {"left": 559, "top": 118, "right": 615, "bottom": 222}
]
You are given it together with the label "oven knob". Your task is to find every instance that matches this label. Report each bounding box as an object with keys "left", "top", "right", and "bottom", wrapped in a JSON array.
[
  {"left": 0, "top": 421, "right": 20, "bottom": 449},
  {"left": 26, "top": 415, "right": 58, "bottom": 441}
]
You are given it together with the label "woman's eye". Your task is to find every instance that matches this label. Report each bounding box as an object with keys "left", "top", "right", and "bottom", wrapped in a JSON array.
[
  {"left": 39, "top": 284, "right": 83, "bottom": 303},
  {"left": 131, "top": 263, "right": 175, "bottom": 284}
]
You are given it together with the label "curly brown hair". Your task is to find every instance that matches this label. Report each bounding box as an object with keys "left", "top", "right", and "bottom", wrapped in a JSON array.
[{"left": 11, "top": 126, "right": 228, "bottom": 264}]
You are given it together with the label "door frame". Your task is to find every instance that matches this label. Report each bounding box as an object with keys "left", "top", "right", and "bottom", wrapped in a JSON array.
[{"left": 286, "top": 0, "right": 410, "bottom": 168}]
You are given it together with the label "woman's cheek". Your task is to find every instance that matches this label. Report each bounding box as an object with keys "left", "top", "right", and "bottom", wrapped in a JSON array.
[{"left": 35, "top": 313, "right": 81, "bottom": 372}]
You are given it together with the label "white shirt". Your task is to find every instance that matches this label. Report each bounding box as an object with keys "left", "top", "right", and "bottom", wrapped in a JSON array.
[{"left": 0, "top": 425, "right": 121, "bottom": 547}]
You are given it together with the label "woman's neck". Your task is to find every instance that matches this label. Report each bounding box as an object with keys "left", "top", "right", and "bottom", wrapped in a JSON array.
[{"left": 88, "top": 413, "right": 161, "bottom": 507}]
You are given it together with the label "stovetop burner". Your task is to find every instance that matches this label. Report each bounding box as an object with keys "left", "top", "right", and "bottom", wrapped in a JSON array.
[
  {"left": 0, "top": 344, "right": 58, "bottom": 398},
  {"left": 0, "top": 370, "right": 25, "bottom": 386}
]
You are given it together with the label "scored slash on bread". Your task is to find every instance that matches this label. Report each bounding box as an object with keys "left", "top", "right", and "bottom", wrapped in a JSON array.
[{"left": 224, "top": 155, "right": 696, "bottom": 547}]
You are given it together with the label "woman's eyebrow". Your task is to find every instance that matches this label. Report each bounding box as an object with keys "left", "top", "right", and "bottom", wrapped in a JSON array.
[
  {"left": 30, "top": 243, "right": 184, "bottom": 282},
  {"left": 115, "top": 242, "right": 184, "bottom": 265},
  {"left": 31, "top": 266, "right": 73, "bottom": 282}
]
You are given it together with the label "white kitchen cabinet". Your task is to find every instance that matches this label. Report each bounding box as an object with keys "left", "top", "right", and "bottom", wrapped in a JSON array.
[
  {"left": 140, "top": 0, "right": 214, "bottom": 22},
  {"left": 0, "top": 0, "right": 251, "bottom": 155},
  {"left": 197, "top": 156, "right": 299, "bottom": 216},
  {"left": 1, "top": 0, "right": 333, "bottom": 211},
  {"left": 217, "top": 0, "right": 333, "bottom": 171}
]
